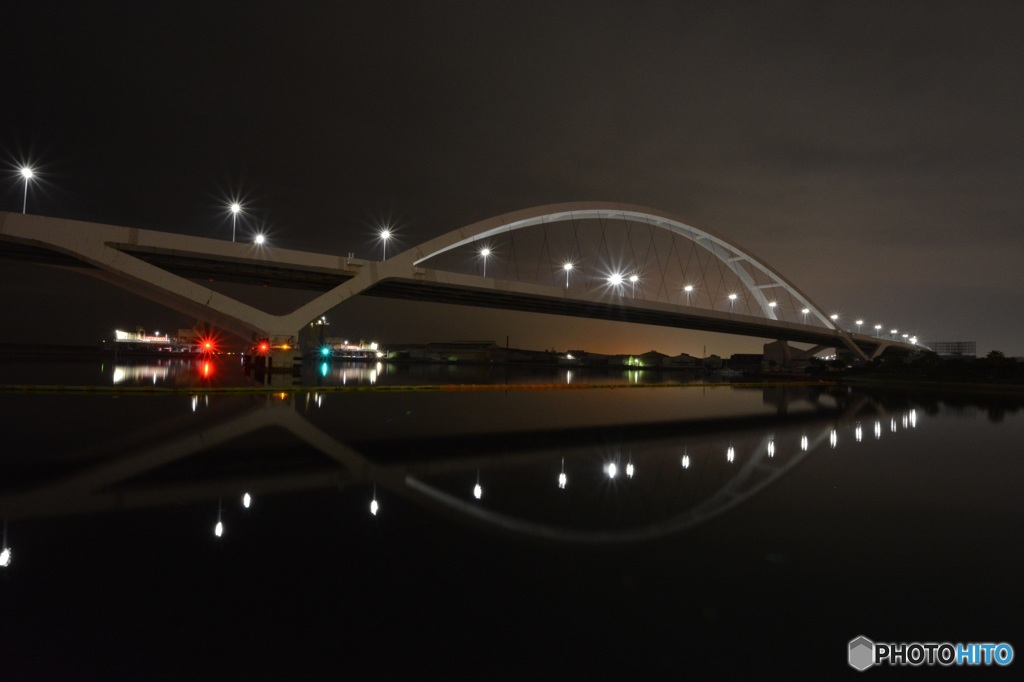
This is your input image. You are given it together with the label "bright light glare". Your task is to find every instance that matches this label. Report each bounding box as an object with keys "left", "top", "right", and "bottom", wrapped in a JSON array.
[
  {"left": 563, "top": 262, "right": 573, "bottom": 271},
  {"left": 254, "top": 234, "right": 266, "bottom": 245},
  {"left": 801, "top": 308, "right": 810, "bottom": 315},
  {"left": 606, "top": 462, "right": 618, "bottom": 478},
  {"left": 629, "top": 274, "right": 639, "bottom": 283},
  {"left": 214, "top": 521, "right": 224, "bottom": 537},
  {"left": 379, "top": 228, "right": 391, "bottom": 240},
  {"left": 830, "top": 314, "right": 839, "bottom": 321},
  {"left": 625, "top": 462, "right": 635, "bottom": 478},
  {"left": 0, "top": 547, "right": 10, "bottom": 567},
  {"left": 728, "top": 293, "right": 737, "bottom": 301},
  {"left": 800, "top": 435, "right": 809, "bottom": 451},
  {"left": 768, "top": 301, "right": 777, "bottom": 308},
  {"left": 230, "top": 202, "right": 241, "bottom": 214},
  {"left": 473, "top": 483, "right": 482, "bottom": 500},
  {"left": 683, "top": 285, "right": 694, "bottom": 292},
  {"left": 480, "top": 247, "right": 491, "bottom": 257},
  {"left": 727, "top": 446, "right": 735, "bottom": 462},
  {"left": 558, "top": 472, "right": 567, "bottom": 489},
  {"left": 370, "top": 498, "right": 379, "bottom": 515},
  {"left": 607, "top": 273, "right": 623, "bottom": 286},
  {"left": 242, "top": 492, "right": 251, "bottom": 509},
  {"left": 830, "top": 429, "right": 838, "bottom": 448},
  {"left": 767, "top": 440, "right": 775, "bottom": 457},
  {"left": 681, "top": 455, "right": 690, "bottom": 469},
  {"left": 20, "top": 167, "right": 34, "bottom": 180}
]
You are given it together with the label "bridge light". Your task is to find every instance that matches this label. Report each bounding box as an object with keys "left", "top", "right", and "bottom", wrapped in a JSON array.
[
  {"left": 606, "top": 462, "right": 618, "bottom": 478},
  {"left": 728, "top": 293, "right": 738, "bottom": 310},
  {"left": 874, "top": 324, "right": 882, "bottom": 337},
  {"left": 607, "top": 272, "right": 624, "bottom": 293},
  {"left": 479, "top": 247, "right": 491, "bottom": 277},
  {"left": 830, "top": 314, "right": 839, "bottom": 322},
  {"left": 768, "top": 301, "right": 777, "bottom": 308},
  {"left": 228, "top": 201, "right": 243, "bottom": 243},
  {"left": 254, "top": 233, "right": 266, "bottom": 246},
  {"left": 18, "top": 166, "right": 35, "bottom": 214},
  {"left": 378, "top": 227, "right": 392, "bottom": 260},
  {"left": 890, "top": 329, "right": 898, "bottom": 336},
  {"left": 243, "top": 492, "right": 251, "bottom": 509},
  {"left": 629, "top": 274, "right": 640, "bottom": 298},
  {"left": 563, "top": 262, "right": 574, "bottom": 287},
  {"left": 473, "top": 483, "right": 482, "bottom": 499},
  {"left": 855, "top": 319, "right": 863, "bottom": 333},
  {"left": 683, "top": 284, "right": 694, "bottom": 304},
  {"left": 558, "top": 471, "right": 567, "bottom": 489},
  {"left": 800, "top": 308, "right": 810, "bottom": 316}
]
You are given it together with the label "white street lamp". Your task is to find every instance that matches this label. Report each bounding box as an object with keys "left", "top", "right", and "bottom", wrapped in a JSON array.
[
  {"left": 229, "top": 202, "right": 242, "bottom": 243},
  {"left": 855, "top": 319, "right": 863, "bottom": 334},
  {"left": 479, "top": 247, "right": 491, "bottom": 277},
  {"left": 19, "top": 166, "right": 34, "bottom": 214},
  {"left": 683, "top": 284, "right": 694, "bottom": 304},
  {"left": 379, "top": 228, "right": 392, "bottom": 260},
  {"left": 254, "top": 233, "right": 266, "bottom": 246},
  {"left": 630, "top": 274, "right": 639, "bottom": 298},
  {"left": 563, "top": 262, "right": 573, "bottom": 288}
]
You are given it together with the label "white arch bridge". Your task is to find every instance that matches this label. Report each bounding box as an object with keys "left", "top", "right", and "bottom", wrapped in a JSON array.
[{"left": 0, "top": 203, "right": 915, "bottom": 361}]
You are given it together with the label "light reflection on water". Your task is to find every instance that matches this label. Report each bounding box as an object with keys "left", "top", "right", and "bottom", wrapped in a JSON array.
[
  {"left": 2, "top": 362, "right": 1024, "bottom": 677},
  {"left": 0, "top": 379, "right": 921, "bottom": 545}
]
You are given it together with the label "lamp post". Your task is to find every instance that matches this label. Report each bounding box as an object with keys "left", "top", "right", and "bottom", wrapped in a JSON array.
[
  {"left": 480, "top": 247, "right": 491, "bottom": 277},
  {"left": 875, "top": 324, "right": 882, "bottom": 337},
  {"left": 607, "top": 272, "right": 624, "bottom": 296},
  {"left": 855, "top": 319, "right": 863, "bottom": 334},
  {"left": 630, "top": 274, "right": 639, "bottom": 298},
  {"left": 563, "top": 262, "right": 573, "bottom": 288},
  {"left": 728, "top": 293, "right": 738, "bottom": 310},
  {"left": 19, "top": 167, "right": 34, "bottom": 214},
  {"left": 683, "top": 284, "right": 694, "bottom": 304},
  {"left": 379, "top": 228, "right": 392, "bottom": 261},
  {"left": 229, "top": 202, "right": 242, "bottom": 243}
]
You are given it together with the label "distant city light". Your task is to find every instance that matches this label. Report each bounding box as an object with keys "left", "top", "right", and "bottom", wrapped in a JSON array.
[
  {"left": 558, "top": 472, "right": 567, "bottom": 489},
  {"left": 0, "top": 547, "right": 10, "bottom": 567},
  {"left": 214, "top": 521, "right": 224, "bottom": 537},
  {"left": 370, "top": 498, "right": 379, "bottom": 516},
  {"left": 473, "top": 483, "right": 482, "bottom": 499},
  {"left": 242, "top": 492, "right": 251, "bottom": 509}
]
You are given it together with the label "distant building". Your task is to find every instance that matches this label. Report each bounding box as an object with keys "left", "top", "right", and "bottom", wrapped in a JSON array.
[{"left": 926, "top": 341, "right": 977, "bottom": 358}]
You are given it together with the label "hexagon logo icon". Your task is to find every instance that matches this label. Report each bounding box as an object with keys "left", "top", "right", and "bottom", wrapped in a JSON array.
[{"left": 849, "top": 635, "right": 875, "bottom": 671}]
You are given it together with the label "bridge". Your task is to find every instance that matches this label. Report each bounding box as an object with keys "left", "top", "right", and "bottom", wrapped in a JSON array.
[{"left": 0, "top": 202, "right": 917, "bottom": 362}]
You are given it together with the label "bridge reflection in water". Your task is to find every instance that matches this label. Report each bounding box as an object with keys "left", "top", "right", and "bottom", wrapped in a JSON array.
[{"left": 0, "top": 385, "right": 917, "bottom": 548}]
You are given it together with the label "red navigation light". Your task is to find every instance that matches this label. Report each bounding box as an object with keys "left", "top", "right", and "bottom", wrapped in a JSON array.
[{"left": 259, "top": 342, "right": 269, "bottom": 354}]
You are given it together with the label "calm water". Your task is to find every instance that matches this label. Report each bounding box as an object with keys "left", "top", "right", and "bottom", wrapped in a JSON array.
[{"left": 1, "top": 357, "right": 1022, "bottom": 678}]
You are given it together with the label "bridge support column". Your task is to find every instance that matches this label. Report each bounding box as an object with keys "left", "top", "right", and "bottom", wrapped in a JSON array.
[{"left": 764, "top": 340, "right": 828, "bottom": 368}]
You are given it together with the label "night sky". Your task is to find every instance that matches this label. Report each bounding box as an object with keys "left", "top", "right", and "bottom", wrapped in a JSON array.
[{"left": 2, "top": 2, "right": 1022, "bottom": 356}]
